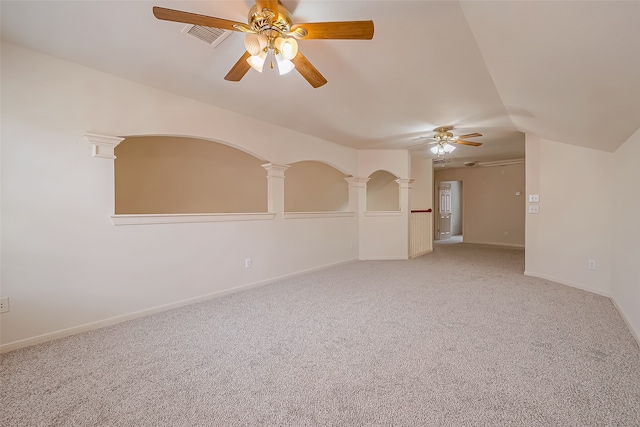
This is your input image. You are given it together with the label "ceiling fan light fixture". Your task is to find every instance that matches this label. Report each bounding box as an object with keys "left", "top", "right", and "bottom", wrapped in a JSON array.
[
  {"left": 275, "top": 53, "right": 295, "bottom": 75},
  {"left": 247, "top": 50, "right": 267, "bottom": 72},
  {"left": 274, "top": 36, "right": 298, "bottom": 60},
  {"left": 244, "top": 33, "right": 267, "bottom": 56},
  {"left": 430, "top": 143, "right": 456, "bottom": 156}
]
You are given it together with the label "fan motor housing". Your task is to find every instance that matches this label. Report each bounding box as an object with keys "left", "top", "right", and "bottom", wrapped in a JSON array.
[{"left": 248, "top": 5, "right": 293, "bottom": 34}]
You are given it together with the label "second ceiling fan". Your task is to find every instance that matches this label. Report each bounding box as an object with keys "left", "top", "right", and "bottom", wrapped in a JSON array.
[
  {"left": 412, "top": 126, "right": 483, "bottom": 156},
  {"left": 430, "top": 126, "right": 483, "bottom": 147},
  {"left": 153, "top": 0, "right": 374, "bottom": 88}
]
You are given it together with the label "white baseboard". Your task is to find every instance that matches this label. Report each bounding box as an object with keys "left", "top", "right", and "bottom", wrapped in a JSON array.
[
  {"left": 359, "top": 256, "right": 409, "bottom": 261},
  {"left": 409, "top": 250, "right": 433, "bottom": 259},
  {"left": 522, "top": 271, "right": 640, "bottom": 346},
  {"left": 0, "top": 258, "right": 358, "bottom": 354},
  {"left": 610, "top": 297, "right": 640, "bottom": 348},
  {"left": 464, "top": 240, "right": 525, "bottom": 249},
  {"left": 523, "top": 270, "right": 611, "bottom": 297}
]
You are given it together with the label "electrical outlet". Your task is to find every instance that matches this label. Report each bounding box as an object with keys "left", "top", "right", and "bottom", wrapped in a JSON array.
[
  {"left": 244, "top": 258, "right": 252, "bottom": 269},
  {"left": 588, "top": 260, "right": 596, "bottom": 271},
  {"left": 0, "top": 297, "right": 9, "bottom": 314}
]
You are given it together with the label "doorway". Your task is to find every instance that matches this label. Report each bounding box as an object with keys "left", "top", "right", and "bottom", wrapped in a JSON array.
[{"left": 436, "top": 180, "right": 463, "bottom": 242}]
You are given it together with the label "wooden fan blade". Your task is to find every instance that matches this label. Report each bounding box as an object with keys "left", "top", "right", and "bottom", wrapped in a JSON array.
[
  {"left": 457, "top": 133, "right": 483, "bottom": 139},
  {"left": 290, "top": 21, "right": 374, "bottom": 40},
  {"left": 255, "top": 0, "right": 280, "bottom": 14},
  {"left": 153, "top": 7, "right": 245, "bottom": 32},
  {"left": 455, "top": 140, "right": 483, "bottom": 147},
  {"left": 224, "top": 52, "right": 252, "bottom": 82},
  {"left": 291, "top": 51, "right": 327, "bottom": 88}
]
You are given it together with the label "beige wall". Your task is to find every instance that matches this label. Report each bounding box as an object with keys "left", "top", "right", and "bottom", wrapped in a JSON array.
[
  {"left": 525, "top": 135, "right": 613, "bottom": 295},
  {"left": 284, "top": 161, "right": 348, "bottom": 212},
  {"left": 524, "top": 132, "right": 640, "bottom": 342},
  {"left": 435, "top": 163, "right": 526, "bottom": 247},
  {"left": 611, "top": 129, "right": 640, "bottom": 341},
  {"left": 409, "top": 157, "right": 434, "bottom": 211},
  {"left": 115, "top": 136, "right": 267, "bottom": 214}
]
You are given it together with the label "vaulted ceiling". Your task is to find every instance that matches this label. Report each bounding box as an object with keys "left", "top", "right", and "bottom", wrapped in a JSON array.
[{"left": 2, "top": 1, "right": 639, "bottom": 167}]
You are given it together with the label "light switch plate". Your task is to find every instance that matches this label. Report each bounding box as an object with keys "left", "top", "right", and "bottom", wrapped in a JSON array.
[
  {"left": 528, "top": 194, "right": 540, "bottom": 203},
  {"left": 0, "top": 297, "right": 9, "bottom": 314},
  {"left": 528, "top": 205, "right": 540, "bottom": 214}
]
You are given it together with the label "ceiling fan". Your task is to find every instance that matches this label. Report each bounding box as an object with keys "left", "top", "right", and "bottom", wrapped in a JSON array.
[
  {"left": 411, "top": 126, "right": 483, "bottom": 155},
  {"left": 430, "top": 126, "right": 483, "bottom": 147},
  {"left": 152, "top": 1, "right": 374, "bottom": 88}
]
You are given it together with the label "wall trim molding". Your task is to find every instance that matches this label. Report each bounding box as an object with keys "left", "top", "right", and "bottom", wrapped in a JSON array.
[
  {"left": 345, "top": 177, "right": 369, "bottom": 188},
  {"left": 524, "top": 271, "right": 640, "bottom": 347},
  {"left": 395, "top": 178, "right": 414, "bottom": 189},
  {"left": 111, "top": 212, "right": 276, "bottom": 225},
  {"left": 84, "top": 133, "right": 124, "bottom": 159},
  {"left": 610, "top": 297, "right": 640, "bottom": 347},
  {"left": 359, "top": 255, "right": 408, "bottom": 261},
  {"left": 0, "top": 258, "right": 359, "bottom": 354},
  {"left": 523, "top": 270, "right": 611, "bottom": 297},
  {"left": 283, "top": 212, "right": 355, "bottom": 220},
  {"left": 261, "top": 163, "right": 289, "bottom": 178},
  {"left": 463, "top": 240, "right": 525, "bottom": 249},
  {"left": 364, "top": 211, "right": 403, "bottom": 217}
]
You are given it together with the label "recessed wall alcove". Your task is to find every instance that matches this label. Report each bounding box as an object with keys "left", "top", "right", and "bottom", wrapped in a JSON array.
[
  {"left": 366, "top": 170, "right": 400, "bottom": 211},
  {"left": 114, "top": 136, "right": 267, "bottom": 214},
  {"left": 284, "top": 161, "right": 349, "bottom": 212}
]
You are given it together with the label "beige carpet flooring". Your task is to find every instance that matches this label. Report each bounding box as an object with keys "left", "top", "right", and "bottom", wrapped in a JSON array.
[{"left": 1, "top": 241, "right": 639, "bottom": 426}]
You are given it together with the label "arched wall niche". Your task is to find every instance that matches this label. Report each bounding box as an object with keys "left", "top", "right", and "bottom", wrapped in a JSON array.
[
  {"left": 357, "top": 154, "right": 407, "bottom": 182},
  {"left": 284, "top": 160, "right": 350, "bottom": 212},
  {"left": 121, "top": 134, "right": 358, "bottom": 179},
  {"left": 115, "top": 135, "right": 267, "bottom": 214},
  {"left": 367, "top": 169, "right": 400, "bottom": 211}
]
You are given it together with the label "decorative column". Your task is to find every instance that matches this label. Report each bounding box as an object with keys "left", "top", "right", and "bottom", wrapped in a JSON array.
[
  {"left": 345, "top": 177, "right": 369, "bottom": 213},
  {"left": 396, "top": 178, "right": 414, "bottom": 213},
  {"left": 262, "top": 163, "right": 289, "bottom": 215},
  {"left": 84, "top": 133, "right": 124, "bottom": 159},
  {"left": 396, "top": 178, "right": 414, "bottom": 259},
  {"left": 346, "top": 177, "right": 369, "bottom": 260}
]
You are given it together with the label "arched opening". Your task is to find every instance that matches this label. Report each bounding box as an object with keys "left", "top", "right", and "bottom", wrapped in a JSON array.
[
  {"left": 366, "top": 170, "right": 400, "bottom": 211},
  {"left": 284, "top": 160, "right": 349, "bottom": 212},
  {"left": 115, "top": 136, "right": 267, "bottom": 214}
]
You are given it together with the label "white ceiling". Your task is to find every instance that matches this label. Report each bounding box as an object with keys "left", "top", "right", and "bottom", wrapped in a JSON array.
[{"left": 2, "top": 1, "right": 639, "bottom": 168}]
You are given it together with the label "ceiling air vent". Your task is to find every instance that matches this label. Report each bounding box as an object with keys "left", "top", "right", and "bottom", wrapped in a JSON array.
[{"left": 182, "top": 24, "right": 231, "bottom": 48}]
